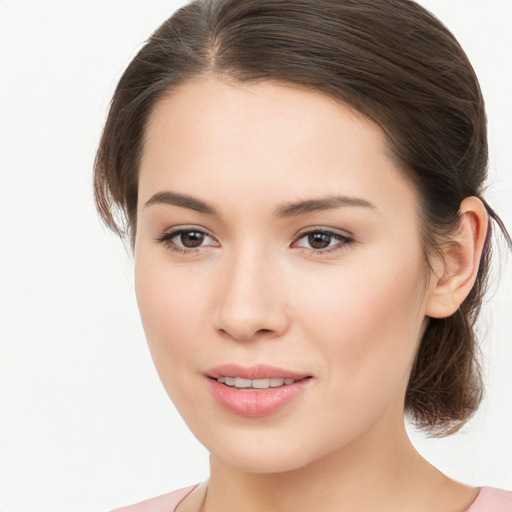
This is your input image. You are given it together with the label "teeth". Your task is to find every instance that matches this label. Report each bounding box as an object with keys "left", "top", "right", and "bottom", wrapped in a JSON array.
[
  {"left": 252, "top": 378, "right": 270, "bottom": 389},
  {"left": 217, "top": 376, "right": 297, "bottom": 389},
  {"left": 235, "top": 377, "right": 252, "bottom": 388}
]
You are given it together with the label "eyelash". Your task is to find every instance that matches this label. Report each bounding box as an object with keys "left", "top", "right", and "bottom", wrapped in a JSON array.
[
  {"left": 155, "top": 227, "right": 218, "bottom": 255},
  {"left": 155, "top": 227, "right": 354, "bottom": 256},
  {"left": 292, "top": 229, "right": 354, "bottom": 255}
]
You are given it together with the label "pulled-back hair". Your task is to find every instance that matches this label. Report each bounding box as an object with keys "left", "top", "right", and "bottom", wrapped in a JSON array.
[{"left": 94, "top": 0, "right": 510, "bottom": 436}]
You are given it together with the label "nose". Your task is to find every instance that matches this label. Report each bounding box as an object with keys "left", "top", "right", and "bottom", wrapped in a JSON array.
[{"left": 214, "top": 249, "right": 289, "bottom": 342}]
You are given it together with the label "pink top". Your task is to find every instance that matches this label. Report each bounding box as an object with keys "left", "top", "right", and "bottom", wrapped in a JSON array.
[
  {"left": 111, "top": 485, "right": 198, "bottom": 512},
  {"left": 111, "top": 485, "right": 512, "bottom": 511},
  {"left": 464, "top": 487, "right": 512, "bottom": 512}
]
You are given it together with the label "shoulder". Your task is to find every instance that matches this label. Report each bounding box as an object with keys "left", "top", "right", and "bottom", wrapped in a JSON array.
[
  {"left": 110, "top": 485, "right": 198, "bottom": 512},
  {"left": 467, "top": 487, "right": 512, "bottom": 512}
]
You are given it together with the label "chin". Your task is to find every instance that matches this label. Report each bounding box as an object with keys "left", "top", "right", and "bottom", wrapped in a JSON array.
[
  {"left": 212, "top": 446, "right": 314, "bottom": 474},
  {"left": 201, "top": 427, "right": 334, "bottom": 475}
]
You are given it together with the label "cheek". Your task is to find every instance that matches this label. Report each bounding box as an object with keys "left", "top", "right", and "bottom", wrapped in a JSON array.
[
  {"left": 295, "top": 248, "right": 427, "bottom": 399},
  {"left": 134, "top": 252, "right": 213, "bottom": 385}
]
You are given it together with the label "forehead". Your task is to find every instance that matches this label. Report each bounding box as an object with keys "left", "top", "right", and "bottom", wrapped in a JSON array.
[
  {"left": 143, "top": 76, "right": 384, "bottom": 162},
  {"left": 139, "top": 76, "right": 417, "bottom": 220}
]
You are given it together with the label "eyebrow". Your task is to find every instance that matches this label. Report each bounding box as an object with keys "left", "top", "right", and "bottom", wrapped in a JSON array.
[
  {"left": 144, "top": 191, "right": 376, "bottom": 217},
  {"left": 275, "top": 195, "right": 376, "bottom": 218},
  {"left": 144, "top": 191, "right": 219, "bottom": 215}
]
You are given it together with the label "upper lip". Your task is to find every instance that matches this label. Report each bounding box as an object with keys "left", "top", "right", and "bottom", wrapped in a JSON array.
[{"left": 205, "top": 364, "right": 311, "bottom": 380}]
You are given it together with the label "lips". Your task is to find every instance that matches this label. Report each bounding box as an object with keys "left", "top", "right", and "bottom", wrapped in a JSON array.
[
  {"left": 217, "top": 376, "right": 297, "bottom": 389},
  {"left": 205, "top": 364, "right": 313, "bottom": 417},
  {"left": 205, "top": 363, "right": 311, "bottom": 381}
]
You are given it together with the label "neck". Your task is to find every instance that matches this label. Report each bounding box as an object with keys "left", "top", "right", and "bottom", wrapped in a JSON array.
[{"left": 200, "top": 415, "right": 462, "bottom": 512}]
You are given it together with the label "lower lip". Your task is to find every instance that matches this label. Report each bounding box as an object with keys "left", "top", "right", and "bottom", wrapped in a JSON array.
[{"left": 206, "top": 377, "right": 312, "bottom": 417}]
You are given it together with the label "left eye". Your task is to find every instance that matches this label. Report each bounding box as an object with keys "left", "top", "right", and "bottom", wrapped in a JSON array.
[{"left": 294, "top": 230, "right": 351, "bottom": 251}]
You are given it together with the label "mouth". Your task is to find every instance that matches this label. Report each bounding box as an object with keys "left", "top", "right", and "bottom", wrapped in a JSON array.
[
  {"left": 205, "top": 364, "right": 314, "bottom": 417},
  {"left": 205, "top": 363, "right": 312, "bottom": 381},
  {"left": 213, "top": 376, "right": 309, "bottom": 390}
]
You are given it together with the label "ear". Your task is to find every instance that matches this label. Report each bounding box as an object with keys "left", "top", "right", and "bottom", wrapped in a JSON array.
[{"left": 425, "top": 196, "right": 489, "bottom": 319}]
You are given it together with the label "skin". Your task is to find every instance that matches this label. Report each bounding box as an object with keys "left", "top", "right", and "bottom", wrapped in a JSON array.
[{"left": 134, "top": 76, "right": 487, "bottom": 512}]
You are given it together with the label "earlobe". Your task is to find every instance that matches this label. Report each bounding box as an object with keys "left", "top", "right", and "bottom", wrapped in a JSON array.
[{"left": 425, "top": 196, "right": 488, "bottom": 319}]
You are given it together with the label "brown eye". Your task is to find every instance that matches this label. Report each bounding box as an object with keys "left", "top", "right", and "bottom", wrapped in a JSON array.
[
  {"left": 156, "top": 227, "right": 218, "bottom": 253},
  {"left": 308, "top": 232, "right": 332, "bottom": 249},
  {"left": 293, "top": 229, "right": 353, "bottom": 254},
  {"left": 179, "top": 231, "right": 205, "bottom": 248}
]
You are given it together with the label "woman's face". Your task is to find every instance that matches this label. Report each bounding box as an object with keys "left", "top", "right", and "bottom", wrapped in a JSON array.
[{"left": 135, "top": 76, "right": 436, "bottom": 473}]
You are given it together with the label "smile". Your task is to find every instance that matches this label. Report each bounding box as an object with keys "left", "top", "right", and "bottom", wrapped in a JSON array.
[
  {"left": 207, "top": 370, "right": 313, "bottom": 417},
  {"left": 216, "top": 377, "right": 297, "bottom": 389}
]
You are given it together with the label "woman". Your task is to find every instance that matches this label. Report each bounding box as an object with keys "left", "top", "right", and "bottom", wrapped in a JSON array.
[{"left": 94, "top": 0, "right": 512, "bottom": 510}]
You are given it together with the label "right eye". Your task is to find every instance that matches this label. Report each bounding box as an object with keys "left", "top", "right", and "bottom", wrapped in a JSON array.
[{"left": 156, "top": 227, "right": 219, "bottom": 254}]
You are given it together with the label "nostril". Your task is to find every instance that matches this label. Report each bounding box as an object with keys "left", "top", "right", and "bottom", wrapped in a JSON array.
[{"left": 218, "top": 327, "right": 276, "bottom": 342}]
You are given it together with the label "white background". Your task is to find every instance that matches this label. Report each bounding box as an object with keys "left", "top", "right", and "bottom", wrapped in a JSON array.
[{"left": 0, "top": 1, "right": 511, "bottom": 511}]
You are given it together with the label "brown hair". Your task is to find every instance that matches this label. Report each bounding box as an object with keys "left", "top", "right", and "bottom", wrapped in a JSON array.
[{"left": 94, "top": 0, "right": 511, "bottom": 435}]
